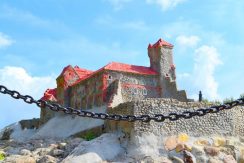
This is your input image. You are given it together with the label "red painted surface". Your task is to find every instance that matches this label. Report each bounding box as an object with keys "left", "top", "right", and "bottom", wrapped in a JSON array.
[
  {"left": 148, "top": 38, "right": 173, "bottom": 48},
  {"left": 104, "top": 62, "right": 158, "bottom": 75},
  {"left": 122, "top": 83, "right": 160, "bottom": 91},
  {"left": 102, "top": 73, "right": 108, "bottom": 102},
  {"left": 74, "top": 66, "right": 93, "bottom": 80},
  {"left": 170, "top": 64, "right": 176, "bottom": 70},
  {"left": 41, "top": 88, "right": 57, "bottom": 102},
  {"left": 70, "top": 62, "right": 157, "bottom": 87}
]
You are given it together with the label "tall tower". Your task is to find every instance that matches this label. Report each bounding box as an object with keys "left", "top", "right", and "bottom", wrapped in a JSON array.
[{"left": 148, "top": 38, "right": 187, "bottom": 101}]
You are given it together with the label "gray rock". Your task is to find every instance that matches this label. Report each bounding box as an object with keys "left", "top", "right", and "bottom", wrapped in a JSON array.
[
  {"left": 4, "top": 155, "right": 36, "bottom": 163},
  {"left": 50, "top": 149, "right": 64, "bottom": 157},
  {"left": 0, "top": 128, "right": 13, "bottom": 140},
  {"left": 183, "top": 150, "right": 196, "bottom": 163},
  {"left": 61, "top": 152, "right": 103, "bottom": 163},
  {"left": 58, "top": 142, "right": 67, "bottom": 150},
  {"left": 208, "top": 158, "right": 223, "bottom": 163},
  {"left": 37, "top": 155, "right": 57, "bottom": 163},
  {"left": 34, "top": 148, "right": 52, "bottom": 156},
  {"left": 171, "top": 156, "right": 184, "bottom": 163},
  {"left": 20, "top": 149, "right": 32, "bottom": 156}
]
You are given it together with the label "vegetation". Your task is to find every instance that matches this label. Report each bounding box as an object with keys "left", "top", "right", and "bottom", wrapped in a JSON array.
[
  {"left": 223, "top": 97, "right": 234, "bottom": 103},
  {"left": 81, "top": 131, "right": 96, "bottom": 141},
  {"left": 0, "top": 153, "right": 5, "bottom": 161},
  {"left": 202, "top": 92, "right": 244, "bottom": 105},
  {"left": 201, "top": 98, "right": 221, "bottom": 105},
  {"left": 240, "top": 93, "right": 244, "bottom": 99}
]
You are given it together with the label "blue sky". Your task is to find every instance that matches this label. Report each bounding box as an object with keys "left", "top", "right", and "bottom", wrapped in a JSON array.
[{"left": 0, "top": 0, "right": 244, "bottom": 129}]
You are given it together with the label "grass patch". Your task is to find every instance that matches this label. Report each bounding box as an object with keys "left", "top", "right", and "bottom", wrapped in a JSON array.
[
  {"left": 0, "top": 153, "right": 5, "bottom": 161},
  {"left": 81, "top": 131, "right": 96, "bottom": 141}
]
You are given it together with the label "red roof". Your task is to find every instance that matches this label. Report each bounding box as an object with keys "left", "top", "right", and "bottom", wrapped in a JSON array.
[
  {"left": 74, "top": 66, "right": 93, "bottom": 80},
  {"left": 104, "top": 62, "right": 157, "bottom": 75},
  {"left": 71, "top": 62, "right": 157, "bottom": 87},
  {"left": 41, "top": 88, "right": 57, "bottom": 102},
  {"left": 148, "top": 38, "right": 173, "bottom": 48}
]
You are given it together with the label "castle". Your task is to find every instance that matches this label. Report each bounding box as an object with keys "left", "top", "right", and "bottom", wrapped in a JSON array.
[{"left": 40, "top": 38, "right": 188, "bottom": 124}]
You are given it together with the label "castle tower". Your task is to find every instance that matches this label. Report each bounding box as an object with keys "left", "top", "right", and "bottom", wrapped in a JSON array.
[{"left": 148, "top": 38, "right": 187, "bottom": 101}]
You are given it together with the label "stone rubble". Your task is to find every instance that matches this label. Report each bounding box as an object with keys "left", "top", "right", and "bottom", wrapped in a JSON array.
[{"left": 1, "top": 131, "right": 244, "bottom": 163}]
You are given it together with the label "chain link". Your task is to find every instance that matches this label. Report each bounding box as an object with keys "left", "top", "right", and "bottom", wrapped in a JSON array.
[{"left": 0, "top": 85, "right": 244, "bottom": 122}]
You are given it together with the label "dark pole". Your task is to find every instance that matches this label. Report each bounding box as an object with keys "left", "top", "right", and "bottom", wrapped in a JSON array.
[{"left": 199, "top": 91, "right": 202, "bottom": 102}]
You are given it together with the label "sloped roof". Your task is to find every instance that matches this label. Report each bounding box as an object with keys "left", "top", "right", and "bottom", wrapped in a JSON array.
[
  {"left": 104, "top": 62, "right": 157, "bottom": 75},
  {"left": 148, "top": 38, "right": 173, "bottom": 48},
  {"left": 71, "top": 62, "right": 157, "bottom": 87},
  {"left": 74, "top": 66, "right": 93, "bottom": 80},
  {"left": 41, "top": 88, "right": 57, "bottom": 102}
]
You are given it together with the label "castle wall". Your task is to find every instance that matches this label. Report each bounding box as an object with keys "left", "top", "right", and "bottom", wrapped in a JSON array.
[
  {"left": 106, "top": 71, "right": 160, "bottom": 102},
  {"left": 106, "top": 99, "right": 244, "bottom": 137},
  {"left": 69, "top": 72, "right": 105, "bottom": 109},
  {"left": 68, "top": 70, "right": 160, "bottom": 109}
]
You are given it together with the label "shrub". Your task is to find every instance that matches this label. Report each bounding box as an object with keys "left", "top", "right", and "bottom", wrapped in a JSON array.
[
  {"left": 0, "top": 153, "right": 5, "bottom": 161},
  {"left": 240, "top": 93, "right": 244, "bottom": 99},
  {"left": 82, "top": 131, "right": 96, "bottom": 141},
  {"left": 223, "top": 97, "right": 234, "bottom": 103}
]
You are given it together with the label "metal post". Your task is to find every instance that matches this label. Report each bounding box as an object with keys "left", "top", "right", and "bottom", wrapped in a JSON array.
[{"left": 199, "top": 91, "right": 202, "bottom": 102}]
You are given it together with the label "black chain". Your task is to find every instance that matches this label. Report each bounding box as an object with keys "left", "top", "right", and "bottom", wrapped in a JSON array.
[{"left": 0, "top": 85, "right": 243, "bottom": 122}]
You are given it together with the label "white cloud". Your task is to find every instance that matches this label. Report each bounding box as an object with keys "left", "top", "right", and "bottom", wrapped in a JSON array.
[
  {"left": 176, "top": 35, "right": 200, "bottom": 48},
  {"left": 192, "top": 45, "right": 222, "bottom": 100},
  {"left": 0, "top": 66, "right": 56, "bottom": 98},
  {"left": 0, "top": 32, "right": 13, "bottom": 48},
  {"left": 105, "top": 0, "right": 132, "bottom": 11},
  {"left": 0, "top": 66, "right": 56, "bottom": 129},
  {"left": 146, "top": 0, "right": 187, "bottom": 11}
]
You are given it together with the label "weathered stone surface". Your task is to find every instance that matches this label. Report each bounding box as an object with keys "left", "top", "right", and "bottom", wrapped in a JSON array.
[
  {"left": 220, "top": 145, "right": 236, "bottom": 158},
  {"left": 175, "top": 143, "right": 185, "bottom": 153},
  {"left": 183, "top": 150, "right": 196, "bottom": 163},
  {"left": 50, "top": 149, "right": 64, "bottom": 157},
  {"left": 208, "top": 158, "right": 223, "bottom": 163},
  {"left": 33, "top": 148, "right": 52, "bottom": 156},
  {"left": 204, "top": 147, "right": 220, "bottom": 156},
  {"left": 4, "top": 155, "right": 36, "bottom": 163},
  {"left": 58, "top": 142, "right": 67, "bottom": 150},
  {"left": 61, "top": 152, "right": 103, "bottom": 163},
  {"left": 213, "top": 137, "right": 226, "bottom": 147},
  {"left": 177, "top": 133, "right": 189, "bottom": 143},
  {"left": 106, "top": 99, "right": 244, "bottom": 137},
  {"left": 192, "top": 145, "right": 205, "bottom": 156},
  {"left": 170, "top": 156, "right": 184, "bottom": 163},
  {"left": 19, "top": 149, "right": 32, "bottom": 156},
  {"left": 0, "top": 128, "right": 13, "bottom": 140},
  {"left": 223, "top": 155, "right": 236, "bottom": 163},
  {"left": 164, "top": 136, "right": 178, "bottom": 151},
  {"left": 154, "top": 156, "right": 172, "bottom": 163},
  {"left": 37, "top": 155, "right": 57, "bottom": 163}
]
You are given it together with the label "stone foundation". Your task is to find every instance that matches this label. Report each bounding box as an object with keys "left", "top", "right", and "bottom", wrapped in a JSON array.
[{"left": 105, "top": 98, "right": 244, "bottom": 137}]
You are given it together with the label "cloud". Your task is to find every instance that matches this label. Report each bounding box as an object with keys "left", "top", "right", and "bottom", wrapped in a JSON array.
[
  {"left": 146, "top": 0, "right": 187, "bottom": 11},
  {"left": 176, "top": 35, "right": 200, "bottom": 48},
  {"left": 0, "top": 32, "right": 13, "bottom": 48},
  {"left": 0, "top": 66, "right": 56, "bottom": 129},
  {"left": 105, "top": 0, "right": 132, "bottom": 10},
  {"left": 192, "top": 45, "right": 222, "bottom": 100},
  {"left": 177, "top": 45, "right": 222, "bottom": 101},
  {"left": 0, "top": 66, "right": 56, "bottom": 98}
]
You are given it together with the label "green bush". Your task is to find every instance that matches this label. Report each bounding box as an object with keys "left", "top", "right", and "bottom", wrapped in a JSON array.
[
  {"left": 240, "top": 93, "right": 244, "bottom": 99},
  {"left": 223, "top": 97, "right": 234, "bottom": 103},
  {"left": 0, "top": 153, "right": 5, "bottom": 161},
  {"left": 82, "top": 131, "right": 96, "bottom": 141}
]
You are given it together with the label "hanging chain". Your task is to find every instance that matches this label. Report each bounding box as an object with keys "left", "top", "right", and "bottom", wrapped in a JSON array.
[{"left": 0, "top": 85, "right": 243, "bottom": 122}]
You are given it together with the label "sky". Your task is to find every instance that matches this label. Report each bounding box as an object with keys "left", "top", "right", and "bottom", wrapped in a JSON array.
[{"left": 0, "top": 0, "right": 244, "bottom": 129}]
